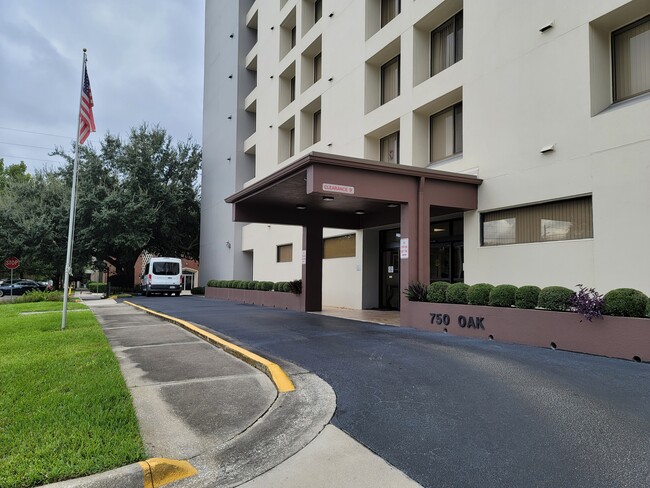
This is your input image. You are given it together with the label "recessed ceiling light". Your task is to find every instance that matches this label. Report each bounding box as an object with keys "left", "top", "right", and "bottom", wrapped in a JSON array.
[
  {"left": 322, "top": 196, "right": 334, "bottom": 201},
  {"left": 387, "top": 203, "right": 398, "bottom": 208},
  {"left": 296, "top": 205, "right": 307, "bottom": 210},
  {"left": 355, "top": 210, "right": 365, "bottom": 215}
]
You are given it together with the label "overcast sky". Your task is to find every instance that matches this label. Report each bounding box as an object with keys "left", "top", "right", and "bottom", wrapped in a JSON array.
[{"left": 0, "top": 0, "right": 205, "bottom": 173}]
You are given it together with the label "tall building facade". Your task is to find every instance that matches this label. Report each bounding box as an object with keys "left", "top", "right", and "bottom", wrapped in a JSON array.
[{"left": 201, "top": 0, "right": 650, "bottom": 310}]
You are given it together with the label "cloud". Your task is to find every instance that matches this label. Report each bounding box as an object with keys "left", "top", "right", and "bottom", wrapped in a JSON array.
[{"left": 0, "top": 0, "right": 204, "bottom": 172}]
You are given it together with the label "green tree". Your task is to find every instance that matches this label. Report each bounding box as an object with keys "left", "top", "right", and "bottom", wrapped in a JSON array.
[
  {"left": 0, "top": 159, "right": 31, "bottom": 193},
  {"left": 55, "top": 124, "right": 202, "bottom": 287},
  {"left": 0, "top": 167, "right": 77, "bottom": 283}
]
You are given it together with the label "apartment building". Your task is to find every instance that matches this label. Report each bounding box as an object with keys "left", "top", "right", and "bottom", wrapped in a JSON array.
[{"left": 201, "top": 0, "right": 650, "bottom": 312}]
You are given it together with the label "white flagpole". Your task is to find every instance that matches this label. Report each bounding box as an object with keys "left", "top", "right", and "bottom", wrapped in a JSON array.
[{"left": 62, "top": 49, "right": 87, "bottom": 331}]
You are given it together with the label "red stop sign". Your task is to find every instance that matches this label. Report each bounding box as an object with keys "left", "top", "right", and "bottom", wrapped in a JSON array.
[{"left": 4, "top": 257, "right": 20, "bottom": 270}]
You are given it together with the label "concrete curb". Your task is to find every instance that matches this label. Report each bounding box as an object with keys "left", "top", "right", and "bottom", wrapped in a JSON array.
[
  {"left": 123, "top": 300, "right": 295, "bottom": 392},
  {"left": 42, "top": 457, "right": 196, "bottom": 488},
  {"left": 140, "top": 458, "right": 198, "bottom": 487}
]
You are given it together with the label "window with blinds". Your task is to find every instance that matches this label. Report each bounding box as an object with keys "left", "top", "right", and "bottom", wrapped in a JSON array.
[
  {"left": 380, "top": 131, "right": 399, "bottom": 164},
  {"left": 380, "top": 0, "right": 400, "bottom": 28},
  {"left": 430, "top": 102, "right": 462, "bottom": 162},
  {"left": 612, "top": 14, "right": 650, "bottom": 102},
  {"left": 431, "top": 11, "right": 463, "bottom": 76},
  {"left": 277, "top": 244, "right": 293, "bottom": 262},
  {"left": 381, "top": 56, "right": 400, "bottom": 104},
  {"left": 323, "top": 234, "right": 356, "bottom": 259},
  {"left": 481, "top": 197, "right": 593, "bottom": 246}
]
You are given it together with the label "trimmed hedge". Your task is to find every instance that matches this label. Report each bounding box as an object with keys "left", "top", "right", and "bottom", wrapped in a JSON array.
[
  {"left": 538, "top": 286, "right": 574, "bottom": 312},
  {"left": 190, "top": 287, "right": 205, "bottom": 295},
  {"left": 206, "top": 279, "right": 297, "bottom": 293},
  {"left": 446, "top": 283, "right": 469, "bottom": 304},
  {"left": 516, "top": 286, "right": 541, "bottom": 309},
  {"left": 602, "top": 288, "right": 648, "bottom": 318},
  {"left": 87, "top": 282, "right": 107, "bottom": 293},
  {"left": 427, "top": 282, "right": 449, "bottom": 303},
  {"left": 647, "top": 298, "right": 650, "bottom": 318},
  {"left": 467, "top": 283, "right": 494, "bottom": 306},
  {"left": 489, "top": 284, "right": 518, "bottom": 308}
]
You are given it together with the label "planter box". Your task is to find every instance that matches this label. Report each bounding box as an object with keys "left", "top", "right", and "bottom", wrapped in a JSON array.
[
  {"left": 205, "top": 287, "right": 303, "bottom": 311},
  {"left": 402, "top": 302, "right": 649, "bottom": 362}
]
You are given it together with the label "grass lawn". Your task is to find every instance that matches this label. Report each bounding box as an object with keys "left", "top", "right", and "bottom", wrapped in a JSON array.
[{"left": 0, "top": 301, "right": 146, "bottom": 488}]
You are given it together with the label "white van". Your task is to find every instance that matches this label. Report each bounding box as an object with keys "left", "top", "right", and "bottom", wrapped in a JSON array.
[{"left": 141, "top": 257, "right": 183, "bottom": 296}]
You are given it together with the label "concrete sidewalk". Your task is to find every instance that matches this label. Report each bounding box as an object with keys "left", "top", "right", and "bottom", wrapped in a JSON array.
[{"left": 44, "top": 296, "right": 421, "bottom": 487}]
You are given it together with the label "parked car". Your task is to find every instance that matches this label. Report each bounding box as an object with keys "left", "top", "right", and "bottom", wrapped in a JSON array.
[{"left": 0, "top": 279, "right": 47, "bottom": 297}]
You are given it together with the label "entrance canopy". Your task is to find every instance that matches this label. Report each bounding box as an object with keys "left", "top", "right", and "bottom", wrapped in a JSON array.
[
  {"left": 226, "top": 152, "right": 482, "bottom": 229},
  {"left": 225, "top": 152, "right": 482, "bottom": 312}
]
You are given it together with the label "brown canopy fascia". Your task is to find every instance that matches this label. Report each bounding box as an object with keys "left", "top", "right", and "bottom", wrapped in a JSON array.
[{"left": 225, "top": 152, "right": 482, "bottom": 229}]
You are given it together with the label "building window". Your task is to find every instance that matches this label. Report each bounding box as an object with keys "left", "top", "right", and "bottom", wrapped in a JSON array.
[
  {"left": 431, "top": 11, "right": 463, "bottom": 76},
  {"left": 430, "top": 102, "right": 462, "bottom": 162},
  {"left": 290, "top": 76, "right": 296, "bottom": 102},
  {"left": 380, "top": 131, "right": 399, "bottom": 164},
  {"left": 481, "top": 197, "right": 593, "bottom": 246},
  {"left": 277, "top": 244, "right": 293, "bottom": 262},
  {"left": 313, "top": 110, "right": 321, "bottom": 143},
  {"left": 315, "top": 0, "right": 322, "bottom": 23},
  {"left": 323, "top": 234, "right": 356, "bottom": 258},
  {"left": 381, "top": 55, "right": 400, "bottom": 104},
  {"left": 612, "top": 14, "right": 650, "bottom": 102},
  {"left": 291, "top": 25, "right": 297, "bottom": 48},
  {"left": 314, "top": 52, "right": 322, "bottom": 82},
  {"left": 380, "top": 0, "right": 400, "bottom": 28},
  {"left": 289, "top": 128, "right": 295, "bottom": 157},
  {"left": 430, "top": 219, "right": 464, "bottom": 283}
]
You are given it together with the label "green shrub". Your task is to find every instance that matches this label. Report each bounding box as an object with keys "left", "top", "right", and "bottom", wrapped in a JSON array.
[
  {"left": 247, "top": 281, "right": 258, "bottom": 290},
  {"left": 489, "top": 284, "right": 518, "bottom": 308},
  {"left": 260, "top": 281, "right": 274, "bottom": 291},
  {"left": 206, "top": 280, "right": 219, "bottom": 287},
  {"left": 87, "top": 282, "right": 107, "bottom": 293},
  {"left": 273, "top": 281, "right": 287, "bottom": 292},
  {"left": 281, "top": 282, "right": 291, "bottom": 293},
  {"left": 467, "top": 283, "right": 494, "bottom": 305},
  {"left": 515, "top": 286, "right": 541, "bottom": 309},
  {"left": 14, "top": 290, "right": 65, "bottom": 303},
  {"left": 404, "top": 282, "right": 428, "bottom": 302},
  {"left": 602, "top": 288, "right": 648, "bottom": 317},
  {"left": 538, "top": 286, "right": 574, "bottom": 311},
  {"left": 647, "top": 298, "right": 650, "bottom": 318},
  {"left": 190, "top": 287, "right": 205, "bottom": 295},
  {"left": 446, "top": 283, "right": 469, "bottom": 304},
  {"left": 427, "top": 282, "right": 449, "bottom": 303}
]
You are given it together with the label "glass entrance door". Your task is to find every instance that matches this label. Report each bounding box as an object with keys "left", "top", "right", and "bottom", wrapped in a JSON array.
[
  {"left": 380, "top": 249, "right": 400, "bottom": 310},
  {"left": 379, "top": 228, "right": 401, "bottom": 310},
  {"left": 182, "top": 273, "right": 194, "bottom": 291}
]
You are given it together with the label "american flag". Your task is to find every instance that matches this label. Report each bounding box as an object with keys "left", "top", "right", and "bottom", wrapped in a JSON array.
[{"left": 79, "top": 62, "right": 95, "bottom": 144}]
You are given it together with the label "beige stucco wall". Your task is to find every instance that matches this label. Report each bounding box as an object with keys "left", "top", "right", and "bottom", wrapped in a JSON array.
[{"left": 205, "top": 0, "right": 650, "bottom": 304}]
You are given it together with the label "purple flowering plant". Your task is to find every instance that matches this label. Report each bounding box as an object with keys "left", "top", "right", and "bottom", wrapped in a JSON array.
[{"left": 569, "top": 284, "right": 604, "bottom": 322}]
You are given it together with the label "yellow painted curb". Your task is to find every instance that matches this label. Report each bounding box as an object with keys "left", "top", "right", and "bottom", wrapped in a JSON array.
[
  {"left": 124, "top": 301, "right": 296, "bottom": 392},
  {"left": 139, "top": 458, "right": 197, "bottom": 488}
]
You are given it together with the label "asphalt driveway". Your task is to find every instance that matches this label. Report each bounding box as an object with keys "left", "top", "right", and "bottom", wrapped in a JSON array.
[{"left": 126, "top": 295, "right": 650, "bottom": 488}]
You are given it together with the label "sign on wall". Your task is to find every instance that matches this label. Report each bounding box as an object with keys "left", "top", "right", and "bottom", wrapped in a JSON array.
[
  {"left": 322, "top": 183, "right": 355, "bottom": 194},
  {"left": 400, "top": 238, "right": 409, "bottom": 259}
]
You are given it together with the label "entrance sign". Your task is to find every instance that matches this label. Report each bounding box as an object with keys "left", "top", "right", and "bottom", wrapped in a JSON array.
[
  {"left": 322, "top": 183, "right": 355, "bottom": 194},
  {"left": 4, "top": 257, "right": 19, "bottom": 270},
  {"left": 400, "top": 238, "right": 409, "bottom": 259}
]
